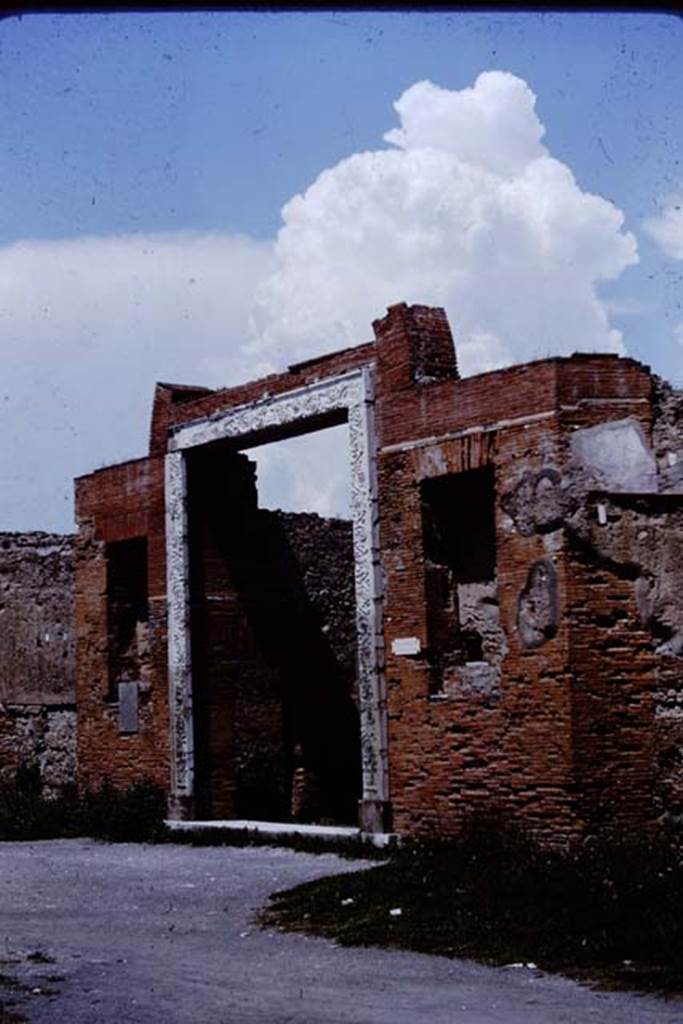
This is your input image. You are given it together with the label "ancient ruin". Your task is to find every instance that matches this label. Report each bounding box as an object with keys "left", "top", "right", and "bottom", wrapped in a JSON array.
[{"left": 2, "top": 303, "right": 682, "bottom": 843}]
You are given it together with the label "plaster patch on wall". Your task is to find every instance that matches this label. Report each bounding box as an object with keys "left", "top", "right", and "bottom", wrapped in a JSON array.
[
  {"left": 500, "top": 468, "right": 566, "bottom": 536},
  {"left": 456, "top": 661, "right": 500, "bottom": 700},
  {"left": 440, "top": 582, "right": 507, "bottom": 702},
  {"left": 458, "top": 582, "right": 507, "bottom": 667},
  {"left": 570, "top": 418, "right": 658, "bottom": 493},
  {"left": 517, "top": 559, "right": 560, "bottom": 649},
  {"left": 652, "top": 378, "right": 683, "bottom": 494},
  {"left": 572, "top": 498, "right": 683, "bottom": 660},
  {"left": 0, "top": 533, "right": 74, "bottom": 704},
  {"left": 415, "top": 446, "right": 448, "bottom": 481}
]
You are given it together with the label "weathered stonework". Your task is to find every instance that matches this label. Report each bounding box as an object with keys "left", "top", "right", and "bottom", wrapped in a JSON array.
[
  {"left": 73, "top": 302, "right": 683, "bottom": 844},
  {"left": 652, "top": 376, "right": 683, "bottom": 494},
  {"left": 0, "top": 705, "right": 76, "bottom": 795},
  {"left": 0, "top": 533, "right": 74, "bottom": 705},
  {"left": 0, "top": 533, "right": 76, "bottom": 792}
]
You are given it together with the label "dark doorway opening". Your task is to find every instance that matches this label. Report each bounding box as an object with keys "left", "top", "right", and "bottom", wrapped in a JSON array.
[
  {"left": 420, "top": 466, "right": 498, "bottom": 693},
  {"left": 106, "top": 537, "right": 149, "bottom": 701},
  {"left": 186, "top": 440, "right": 361, "bottom": 825}
]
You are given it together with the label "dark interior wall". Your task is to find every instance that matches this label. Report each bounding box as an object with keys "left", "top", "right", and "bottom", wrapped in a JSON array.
[
  {"left": 186, "top": 444, "right": 360, "bottom": 824},
  {"left": 106, "top": 537, "right": 150, "bottom": 700},
  {"left": 269, "top": 510, "right": 358, "bottom": 705},
  {"left": 421, "top": 467, "right": 497, "bottom": 693}
]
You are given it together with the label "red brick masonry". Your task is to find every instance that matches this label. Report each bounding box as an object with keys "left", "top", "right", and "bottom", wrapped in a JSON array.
[{"left": 75, "top": 304, "right": 683, "bottom": 843}]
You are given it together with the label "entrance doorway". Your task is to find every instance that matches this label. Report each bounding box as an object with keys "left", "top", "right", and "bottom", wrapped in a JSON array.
[
  {"left": 186, "top": 436, "right": 361, "bottom": 825},
  {"left": 165, "top": 367, "right": 389, "bottom": 831}
]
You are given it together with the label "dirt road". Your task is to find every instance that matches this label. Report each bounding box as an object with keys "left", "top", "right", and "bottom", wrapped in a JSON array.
[{"left": 1, "top": 839, "right": 680, "bottom": 1023}]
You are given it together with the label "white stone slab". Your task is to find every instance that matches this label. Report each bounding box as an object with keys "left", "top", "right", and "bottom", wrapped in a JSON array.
[
  {"left": 164, "top": 819, "right": 399, "bottom": 847},
  {"left": 118, "top": 681, "right": 139, "bottom": 734},
  {"left": 391, "top": 636, "right": 421, "bottom": 657}
]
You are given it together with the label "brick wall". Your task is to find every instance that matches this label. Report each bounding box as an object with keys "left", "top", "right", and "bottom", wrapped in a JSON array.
[
  {"left": 75, "top": 454, "right": 174, "bottom": 792},
  {"left": 74, "top": 451, "right": 359, "bottom": 818},
  {"left": 377, "top": 417, "right": 580, "bottom": 842},
  {"left": 372, "top": 304, "right": 665, "bottom": 843},
  {"left": 73, "top": 302, "right": 680, "bottom": 843}
]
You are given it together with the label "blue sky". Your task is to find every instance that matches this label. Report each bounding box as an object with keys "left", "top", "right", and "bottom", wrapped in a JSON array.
[{"left": 1, "top": 10, "right": 682, "bottom": 530}]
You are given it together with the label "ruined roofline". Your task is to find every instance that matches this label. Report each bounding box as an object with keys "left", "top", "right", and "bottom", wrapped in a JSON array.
[
  {"left": 79, "top": 358, "right": 660, "bottom": 486},
  {"left": 269, "top": 508, "right": 353, "bottom": 526},
  {"left": 287, "top": 340, "right": 376, "bottom": 374},
  {"left": 447, "top": 350, "right": 654, "bottom": 389},
  {"left": 149, "top": 340, "right": 377, "bottom": 456},
  {"left": 148, "top": 301, "right": 661, "bottom": 455},
  {"left": 652, "top": 372, "right": 683, "bottom": 395},
  {"left": 159, "top": 352, "right": 656, "bottom": 445},
  {"left": 165, "top": 350, "right": 657, "bottom": 415},
  {"left": 168, "top": 341, "right": 377, "bottom": 410},
  {"left": 503, "top": 349, "right": 650, "bottom": 373},
  {"left": 155, "top": 382, "right": 214, "bottom": 396},
  {"left": 74, "top": 452, "right": 152, "bottom": 483},
  {"left": 154, "top": 342, "right": 377, "bottom": 411}
]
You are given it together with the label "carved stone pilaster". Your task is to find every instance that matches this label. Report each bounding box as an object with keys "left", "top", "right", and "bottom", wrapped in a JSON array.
[
  {"left": 164, "top": 366, "right": 389, "bottom": 826},
  {"left": 165, "top": 451, "right": 194, "bottom": 806}
]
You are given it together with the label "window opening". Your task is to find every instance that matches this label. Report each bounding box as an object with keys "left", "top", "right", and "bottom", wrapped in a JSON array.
[
  {"left": 106, "top": 537, "right": 149, "bottom": 713},
  {"left": 420, "top": 466, "right": 503, "bottom": 695}
]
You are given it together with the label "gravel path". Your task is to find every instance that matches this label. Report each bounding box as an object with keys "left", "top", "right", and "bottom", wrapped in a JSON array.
[{"left": 1, "top": 839, "right": 681, "bottom": 1024}]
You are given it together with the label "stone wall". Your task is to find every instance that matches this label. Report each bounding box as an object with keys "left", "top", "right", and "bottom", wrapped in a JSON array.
[
  {"left": 272, "top": 510, "right": 357, "bottom": 699},
  {"left": 1, "top": 514, "right": 357, "bottom": 805},
  {"left": 0, "top": 533, "right": 76, "bottom": 793},
  {"left": 0, "top": 704, "right": 76, "bottom": 795}
]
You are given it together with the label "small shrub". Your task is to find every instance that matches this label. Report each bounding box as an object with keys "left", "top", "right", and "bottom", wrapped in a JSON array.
[
  {"left": 0, "top": 763, "right": 79, "bottom": 840},
  {"left": 0, "top": 764, "right": 167, "bottom": 843},
  {"left": 77, "top": 777, "right": 168, "bottom": 842}
]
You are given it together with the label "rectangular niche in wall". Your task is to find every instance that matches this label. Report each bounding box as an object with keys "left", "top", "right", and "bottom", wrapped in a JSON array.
[
  {"left": 106, "top": 537, "right": 149, "bottom": 713},
  {"left": 420, "top": 466, "right": 503, "bottom": 696}
]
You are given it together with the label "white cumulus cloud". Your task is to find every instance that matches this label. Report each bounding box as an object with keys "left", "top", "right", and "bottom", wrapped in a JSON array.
[
  {"left": 384, "top": 74, "right": 546, "bottom": 176},
  {"left": 644, "top": 194, "right": 683, "bottom": 260},
  {"left": 2, "top": 70, "right": 640, "bottom": 531},
  {"left": 248, "top": 70, "right": 638, "bottom": 377},
  {"left": 0, "top": 232, "right": 274, "bottom": 531}
]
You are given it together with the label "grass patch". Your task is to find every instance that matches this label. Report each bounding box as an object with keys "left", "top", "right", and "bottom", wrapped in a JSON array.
[
  {"left": 0, "top": 949, "right": 66, "bottom": 1023},
  {"left": 0, "top": 763, "right": 167, "bottom": 843},
  {"left": 259, "top": 817, "right": 683, "bottom": 996},
  {"left": 0, "top": 1004, "right": 27, "bottom": 1024},
  {"left": 0, "top": 971, "right": 28, "bottom": 1024}
]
